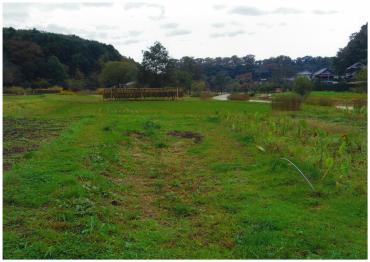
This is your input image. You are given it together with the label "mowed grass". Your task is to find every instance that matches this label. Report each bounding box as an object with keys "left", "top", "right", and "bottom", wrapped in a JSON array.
[{"left": 3, "top": 94, "right": 367, "bottom": 259}]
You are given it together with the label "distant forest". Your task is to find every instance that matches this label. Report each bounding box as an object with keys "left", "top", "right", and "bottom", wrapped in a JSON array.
[
  {"left": 3, "top": 27, "right": 124, "bottom": 89},
  {"left": 2, "top": 23, "right": 367, "bottom": 92}
]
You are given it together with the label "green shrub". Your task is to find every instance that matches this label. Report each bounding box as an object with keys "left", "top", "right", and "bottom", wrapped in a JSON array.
[
  {"left": 293, "top": 76, "right": 313, "bottom": 97},
  {"left": 191, "top": 81, "right": 207, "bottom": 96}
]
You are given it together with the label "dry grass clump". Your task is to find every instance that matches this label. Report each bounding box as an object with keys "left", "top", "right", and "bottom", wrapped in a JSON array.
[
  {"left": 305, "top": 97, "right": 336, "bottom": 107},
  {"left": 32, "top": 86, "right": 63, "bottom": 94},
  {"left": 96, "top": 88, "right": 105, "bottom": 95},
  {"left": 4, "top": 86, "right": 65, "bottom": 95},
  {"left": 60, "top": 90, "right": 77, "bottom": 95},
  {"left": 3, "top": 86, "right": 27, "bottom": 95},
  {"left": 352, "top": 97, "right": 367, "bottom": 110},
  {"left": 272, "top": 94, "right": 302, "bottom": 111},
  {"left": 199, "top": 92, "right": 217, "bottom": 100},
  {"left": 228, "top": 93, "right": 250, "bottom": 101}
]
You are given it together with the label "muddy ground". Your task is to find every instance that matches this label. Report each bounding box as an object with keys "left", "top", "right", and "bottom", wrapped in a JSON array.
[{"left": 3, "top": 118, "right": 67, "bottom": 171}]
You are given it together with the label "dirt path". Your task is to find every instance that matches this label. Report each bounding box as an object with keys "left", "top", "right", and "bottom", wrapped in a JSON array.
[
  {"left": 249, "top": 99, "right": 271, "bottom": 103},
  {"left": 213, "top": 93, "right": 230, "bottom": 101}
]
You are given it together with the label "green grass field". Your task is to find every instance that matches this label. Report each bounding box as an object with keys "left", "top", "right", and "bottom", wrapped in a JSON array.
[{"left": 3, "top": 94, "right": 367, "bottom": 259}]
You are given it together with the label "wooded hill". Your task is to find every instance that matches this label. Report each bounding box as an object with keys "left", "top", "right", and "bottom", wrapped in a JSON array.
[{"left": 3, "top": 27, "right": 123, "bottom": 88}]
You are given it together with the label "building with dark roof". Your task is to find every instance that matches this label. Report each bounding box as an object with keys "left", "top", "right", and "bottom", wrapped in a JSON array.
[
  {"left": 312, "top": 68, "right": 335, "bottom": 83},
  {"left": 296, "top": 70, "right": 312, "bottom": 79},
  {"left": 344, "top": 62, "right": 364, "bottom": 80}
]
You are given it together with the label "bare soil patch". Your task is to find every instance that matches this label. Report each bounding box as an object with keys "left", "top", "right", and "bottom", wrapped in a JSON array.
[
  {"left": 3, "top": 118, "right": 67, "bottom": 171},
  {"left": 167, "top": 130, "right": 203, "bottom": 143},
  {"left": 124, "top": 130, "right": 147, "bottom": 139}
]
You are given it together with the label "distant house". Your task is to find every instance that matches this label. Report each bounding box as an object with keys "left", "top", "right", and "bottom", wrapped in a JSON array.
[
  {"left": 312, "top": 68, "right": 335, "bottom": 83},
  {"left": 285, "top": 77, "right": 295, "bottom": 82},
  {"left": 117, "top": 81, "right": 136, "bottom": 88},
  {"left": 344, "top": 62, "right": 364, "bottom": 80},
  {"left": 296, "top": 70, "right": 312, "bottom": 79},
  {"left": 124, "top": 81, "right": 136, "bottom": 87}
]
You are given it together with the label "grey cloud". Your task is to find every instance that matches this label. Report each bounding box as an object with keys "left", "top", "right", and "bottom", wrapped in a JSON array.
[
  {"left": 3, "top": 10, "right": 30, "bottom": 23},
  {"left": 95, "top": 25, "right": 118, "bottom": 30},
  {"left": 129, "top": 30, "right": 143, "bottom": 37},
  {"left": 81, "top": 31, "right": 110, "bottom": 40},
  {"left": 313, "top": 10, "right": 338, "bottom": 15},
  {"left": 110, "top": 31, "right": 143, "bottom": 39},
  {"left": 36, "top": 24, "right": 82, "bottom": 35},
  {"left": 166, "top": 29, "right": 191, "bottom": 37},
  {"left": 211, "top": 23, "right": 225, "bottom": 28},
  {"left": 43, "top": 25, "right": 105, "bottom": 39},
  {"left": 279, "top": 22, "right": 287, "bottom": 27},
  {"left": 229, "top": 6, "right": 267, "bottom": 16},
  {"left": 38, "top": 3, "right": 81, "bottom": 10},
  {"left": 124, "top": 2, "right": 165, "bottom": 20},
  {"left": 96, "top": 32, "right": 108, "bottom": 38},
  {"left": 3, "top": 3, "right": 31, "bottom": 23},
  {"left": 160, "top": 22, "right": 179, "bottom": 29},
  {"left": 3, "top": 2, "right": 82, "bottom": 24},
  {"left": 81, "top": 3, "right": 114, "bottom": 7},
  {"left": 257, "top": 22, "right": 273, "bottom": 28},
  {"left": 214, "top": 4, "right": 227, "bottom": 10},
  {"left": 31, "top": 24, "right": 92, "bottom": 39},
  {"left": 44, "top": 24, "right": 72, "bottom": 34},
  {"left": 123, "top": 39, "right": 140, "bottom": 45},
  {"left": 227, "top": 30, "right": 245, "bottom": 37},
  {"left": 230, "top": 6, "right": 303, "bottom": 16},
  {"left": 111, "top": 35, "right": 123, "bottom": 40},
  {"left": 210, "top": 33, "right": 226, "bottom": 38},
  {"left": 272, "top": 7, "right": 303, "bottom": 14},
  {"left": 210, "top": 30, "right": 246, "bottom": 38},
  {"left": 230, "top": 21, "right": 243, "bottom": 26},
  {"left": 124, "top": 2, "right": 155, "bottom": 9},
  {"left": 40, "top": 25, "right": 108, "bottom": 39}
]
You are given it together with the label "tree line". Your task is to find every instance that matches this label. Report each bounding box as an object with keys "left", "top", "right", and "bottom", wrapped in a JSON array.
[{"left": 3, "top": 23, "right": 367, "bottom": 93}]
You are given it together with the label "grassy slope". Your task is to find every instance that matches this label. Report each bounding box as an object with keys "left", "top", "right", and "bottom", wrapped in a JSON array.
[{"left": 3, "top": 94, "right": 367, "bottom": 259}]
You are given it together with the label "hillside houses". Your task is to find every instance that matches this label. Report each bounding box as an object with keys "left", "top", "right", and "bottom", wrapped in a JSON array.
[
  {"left": 293, "top": 68, "right": 335, "bottom": 83},
  {"left": 344, "top": 62, "right": 365, "bottom": 80},
  {"left": 311, "top": 68, "right": 335, "bottom": 83},
  {"left": 293, "top": 62, "right": 365, "bottom": 84}
]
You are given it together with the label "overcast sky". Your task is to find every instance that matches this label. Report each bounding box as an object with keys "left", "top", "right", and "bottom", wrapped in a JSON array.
[{"left": 2, "top": 0, "right": 369, "bottom": 62}]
